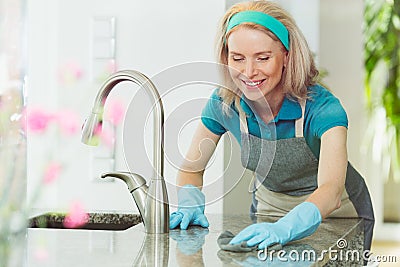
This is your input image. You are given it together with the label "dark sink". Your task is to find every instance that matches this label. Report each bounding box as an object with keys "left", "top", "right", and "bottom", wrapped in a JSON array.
[{"left": 28, "top": 212, "right": 142, "bottom": 231}]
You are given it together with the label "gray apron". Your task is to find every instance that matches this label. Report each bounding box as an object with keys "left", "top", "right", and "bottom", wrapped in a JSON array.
[{"left": 239, "top": 99, "right": 375, "bottom": 251}]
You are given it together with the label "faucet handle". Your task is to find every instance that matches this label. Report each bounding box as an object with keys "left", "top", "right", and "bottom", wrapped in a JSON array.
[{"left": 101, "top": 172, "right": 147, "bottom": 192}]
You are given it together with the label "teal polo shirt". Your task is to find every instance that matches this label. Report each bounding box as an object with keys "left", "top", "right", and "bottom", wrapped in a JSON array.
[{"left": 201, "top": 84, "right": 348, "bottom": 159}]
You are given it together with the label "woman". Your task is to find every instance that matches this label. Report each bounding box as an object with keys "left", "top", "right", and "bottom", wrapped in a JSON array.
[{"left": 169, "top": 0, "right": 374, "bottom": 254}]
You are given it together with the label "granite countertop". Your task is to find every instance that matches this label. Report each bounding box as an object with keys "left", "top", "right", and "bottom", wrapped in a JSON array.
[{"left": 26, "top": 213, "right": 364, "bottom": 267}]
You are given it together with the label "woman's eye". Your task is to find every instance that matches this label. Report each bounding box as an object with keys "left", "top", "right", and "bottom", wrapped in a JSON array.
[
  {"left": 232, "top": 57, "right": 244, "bottom": 61},
  {"left": 258, "top": 57, "right": 270, "bottom": 61}
]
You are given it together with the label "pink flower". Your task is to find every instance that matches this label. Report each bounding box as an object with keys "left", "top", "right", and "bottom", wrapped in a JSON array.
[
  {"left": 22, "top": 107, "right": 54, "bottom": 133},
  {"left": 93, "top": 123, "right": 102, "bottom": 135},
  {"left": 105, "top": 99, "right": 125, "bottom": 126},
  {"left": 99, "top": 126, "right": 115, "bottom": 147},
  {"left": 55, "top": 109, "right": 80, "bottom": 135},
  {"left": 43, "top": 162, "right": 62, "bottom": 184},
  {"left": 92, "top": 123, "right": 114, "bottom": 147},
  {"left": 63, "top": 201, "right": 89, "bottom": 229}
]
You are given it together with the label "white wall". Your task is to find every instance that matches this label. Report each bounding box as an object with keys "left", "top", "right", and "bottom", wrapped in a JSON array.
[
  {"left": 27, "top": 0, "right": 226, "bottom": 213},
  {"left": 319, "top": 0, "right": 366, "bottom": 174}
]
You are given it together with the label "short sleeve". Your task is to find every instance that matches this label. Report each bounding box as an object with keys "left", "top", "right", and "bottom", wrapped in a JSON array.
[
  {"left": 306, "top": 86, "right": 348, "bottom": 138},
  {"left": 201, "top": 89, "right": 227, "bottom": 135}
]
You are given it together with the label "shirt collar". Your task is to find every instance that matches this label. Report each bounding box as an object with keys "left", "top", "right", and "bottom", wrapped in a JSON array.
[
  {"left": 239, "top": 95, "right": 302, "bottom": 122},
  {"left": 276, "top": 97, "right": 302, "bottom": 121}
]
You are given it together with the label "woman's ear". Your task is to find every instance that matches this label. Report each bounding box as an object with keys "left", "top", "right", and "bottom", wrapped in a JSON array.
[{"left": 283, "top": 51, "right": 289, "bottom": 68}]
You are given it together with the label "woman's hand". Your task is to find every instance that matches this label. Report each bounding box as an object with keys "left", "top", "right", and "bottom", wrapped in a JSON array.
[
  {"left": 170, "top": 185, "right": 209, "bottom": 230},
  {"left": 229, "top": 202, "right": 321, "bottom": 249}
]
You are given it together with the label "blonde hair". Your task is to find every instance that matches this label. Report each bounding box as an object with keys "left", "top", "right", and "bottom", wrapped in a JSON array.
[{"left": 215, "top": 1, "right": 319, "bottom": 114}]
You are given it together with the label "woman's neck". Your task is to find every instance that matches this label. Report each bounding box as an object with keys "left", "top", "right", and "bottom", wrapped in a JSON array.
[{"left": 251, "top": 91, "right": 285, "bottom": 123}]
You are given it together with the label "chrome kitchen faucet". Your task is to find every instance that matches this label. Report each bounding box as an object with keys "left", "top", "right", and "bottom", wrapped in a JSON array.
[{"left": 81, "top": 70, "right": 169, "bottom": 234}]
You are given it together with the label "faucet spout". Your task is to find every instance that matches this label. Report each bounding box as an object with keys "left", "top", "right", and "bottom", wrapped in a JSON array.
[
  {"left": 82, "top": 70, "right": 169, "bottom": 234},
  {"left": 82, "top": 70, "right": 164, "bottom": 178},
  {"left": 101, "top": 172, "right": 148, "bottom": 223}
]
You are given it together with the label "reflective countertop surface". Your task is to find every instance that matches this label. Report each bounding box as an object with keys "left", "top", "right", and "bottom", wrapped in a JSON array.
[{"left": 26, "top": 213, "right": 364, "bottom": 266}]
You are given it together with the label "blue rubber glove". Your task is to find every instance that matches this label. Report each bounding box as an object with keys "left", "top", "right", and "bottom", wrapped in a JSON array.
[
  {"left": 230, "top": 202, "right": 322, "bottom": 249},
  {"left": 169, "top": 184, "right": 209, "bottom": 230}
]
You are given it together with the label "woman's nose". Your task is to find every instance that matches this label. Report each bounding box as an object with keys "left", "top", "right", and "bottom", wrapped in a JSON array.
[{"left": 244, "top": 61, "right": 257, "bottom": 78}]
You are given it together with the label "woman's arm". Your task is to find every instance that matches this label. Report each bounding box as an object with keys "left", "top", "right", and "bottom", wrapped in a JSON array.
[
  {"left": 177, "top": 121, "right": 222, "bottom": 188},
  {"left": 169, "top": 121, "right": 222, "bottom": 229},
  {"left": 306, "top": 126, "right": 348, "bottom": 219}
]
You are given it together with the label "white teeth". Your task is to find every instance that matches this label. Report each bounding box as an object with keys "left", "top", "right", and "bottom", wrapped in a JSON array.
[{"left": 244, "top": 80, "right": 262, "bottom": 86}]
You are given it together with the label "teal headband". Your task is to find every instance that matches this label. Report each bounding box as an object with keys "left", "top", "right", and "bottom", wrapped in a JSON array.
[{"left": 226, "top": 10, "right": 290, "bottom": 50}]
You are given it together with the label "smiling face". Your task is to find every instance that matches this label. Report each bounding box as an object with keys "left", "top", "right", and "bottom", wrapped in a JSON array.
[{"left": 227, "top": 26, "right": 288, "bottom": 105}]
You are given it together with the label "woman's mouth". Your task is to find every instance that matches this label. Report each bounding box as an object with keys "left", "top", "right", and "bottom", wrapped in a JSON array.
[{"left": 241, "top": 79, "right": 265, "bottom": 89}]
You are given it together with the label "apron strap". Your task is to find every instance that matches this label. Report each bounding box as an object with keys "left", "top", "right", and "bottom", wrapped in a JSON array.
[
  {"left": 239, "top": 111, "right": 257, "bottom": 193},
  {"left": 295, "top": 99, "right": 306, "bottom": 138},
  {"left": 239, "top": 110, "right": 249, "bottom": 134}
]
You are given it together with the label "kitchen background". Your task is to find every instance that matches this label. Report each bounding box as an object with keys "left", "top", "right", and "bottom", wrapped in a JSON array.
[{"left": 5, "top": 0, "right": 399, "bottom": 259}]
